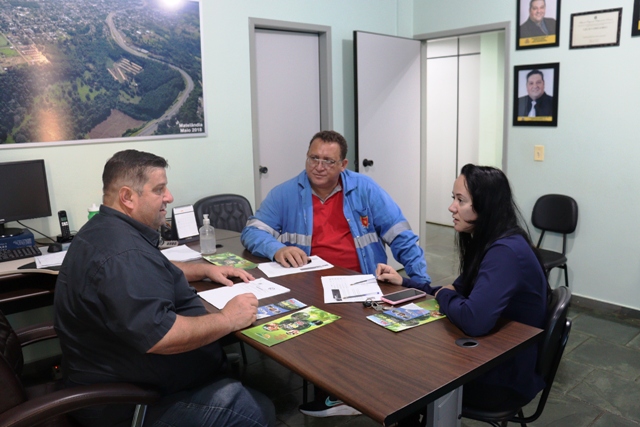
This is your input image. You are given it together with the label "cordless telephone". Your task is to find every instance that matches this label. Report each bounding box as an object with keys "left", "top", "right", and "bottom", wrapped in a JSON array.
[{"left": 58, "top": 210, "right": 71, "bottom": 242}]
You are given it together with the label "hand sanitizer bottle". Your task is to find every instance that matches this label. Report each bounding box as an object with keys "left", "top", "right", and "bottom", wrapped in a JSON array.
[{"left": 199, "top": 214, "right": 216, "bottom": 255}]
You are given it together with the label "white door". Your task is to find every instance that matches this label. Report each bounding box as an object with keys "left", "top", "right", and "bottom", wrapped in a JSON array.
[
  {"left": 425, "top": 33, "right": 503, "bottom": 226},
  {"left": 355, "top": 32, "right": 421, "bottom": 270},
  {"left": 253, "top": 29, "right": 321, "bottom": 203}
]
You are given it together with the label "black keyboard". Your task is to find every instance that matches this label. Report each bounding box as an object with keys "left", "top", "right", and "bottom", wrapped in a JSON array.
[{"left": 0, "top": 245, "right": 42, "bottom": 263}]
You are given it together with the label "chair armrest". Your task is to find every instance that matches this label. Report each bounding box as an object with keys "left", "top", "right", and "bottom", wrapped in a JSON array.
[
  {"left": 0, "top": 382, "right": 160, "bottom": 427},
  {"left": 14, "top": 322, "right": 57, "bottom": 347}
]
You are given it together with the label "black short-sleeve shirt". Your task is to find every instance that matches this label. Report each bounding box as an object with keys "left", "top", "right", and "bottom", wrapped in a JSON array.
[{"left": 54, "top": 205, "right": 225, "bottom": 394}]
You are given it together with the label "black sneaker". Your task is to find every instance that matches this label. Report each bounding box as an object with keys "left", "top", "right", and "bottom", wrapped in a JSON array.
[{"left": 299, "top": 395, "right": 361, "bottom": 417}]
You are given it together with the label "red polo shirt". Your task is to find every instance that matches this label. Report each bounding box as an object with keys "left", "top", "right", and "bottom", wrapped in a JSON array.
[{"left": 311, "top": 189, "right": 361, "bottom": 272}]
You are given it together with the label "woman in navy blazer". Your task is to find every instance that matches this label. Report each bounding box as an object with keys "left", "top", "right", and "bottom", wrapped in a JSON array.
[{"left": 378, "top": 164, "right": 549, "bottom": 425}]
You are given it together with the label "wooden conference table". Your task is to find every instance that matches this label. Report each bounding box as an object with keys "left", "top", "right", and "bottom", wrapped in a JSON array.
[{"left": 191, "top": 235, "right": 544, "bottom": 426}]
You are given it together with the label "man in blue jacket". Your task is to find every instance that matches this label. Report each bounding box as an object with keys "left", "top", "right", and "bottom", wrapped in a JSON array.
[
  {"left": 242, "top": 130, "right": 429, "bottom": 417},
  {"left": 242, "top": 130, "right": 429, "bottom": 283}
]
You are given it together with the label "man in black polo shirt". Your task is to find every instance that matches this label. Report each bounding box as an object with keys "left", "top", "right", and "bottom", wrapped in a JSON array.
[{"left": 54, "top": 150, "right": 275, "bottom": 427}]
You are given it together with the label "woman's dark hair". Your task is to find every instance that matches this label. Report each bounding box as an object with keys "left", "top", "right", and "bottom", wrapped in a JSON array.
[{"left": 456, "top": 164, "right": 545, "bottom": 296}]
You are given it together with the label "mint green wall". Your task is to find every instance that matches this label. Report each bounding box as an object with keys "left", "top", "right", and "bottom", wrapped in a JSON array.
[
  {"left": 1, "top": 1, "right": 401, "bottom": 238},
  {"left": 415, "top": 0, "right": 640, "bottom": 310},
  {"left": 3, "top": 0, "right": 636, "bottom": 311}
]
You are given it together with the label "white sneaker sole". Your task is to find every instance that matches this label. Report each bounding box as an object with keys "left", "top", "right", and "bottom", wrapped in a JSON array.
[{"left": 299, "top": 404, "right": 362, "bottom": 417}]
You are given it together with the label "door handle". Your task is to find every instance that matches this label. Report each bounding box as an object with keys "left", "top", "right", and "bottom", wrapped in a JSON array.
[
  {"left": 362, "top": 159, "right": 374, "bottom": 167},
  {"left": 259, "top": 166, "right": 268, "bottom": 174}
]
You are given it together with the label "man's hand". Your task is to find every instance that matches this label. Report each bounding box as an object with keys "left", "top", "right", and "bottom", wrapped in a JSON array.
[
  {"left": 274, "top": 246, "right": 308, "bottom": 268},
  {"left": 206, "top": 265, "right": 255, "bottom": 286},
  {"left": 175, "top": 261, "right": 255, "bottom": 285},
  {"left": 376, "top": 263, "right": 403, "bottom": 286},
  {"left": 220, "top": 293, "right": 259, "bottom": 331}
]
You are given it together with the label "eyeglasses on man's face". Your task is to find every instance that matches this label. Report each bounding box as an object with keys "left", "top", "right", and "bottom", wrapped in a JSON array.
[{"left": 306, "top": 155, "right": 340, "bottom": 168}]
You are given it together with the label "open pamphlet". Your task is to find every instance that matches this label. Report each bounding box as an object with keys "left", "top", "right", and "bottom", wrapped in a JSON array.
[
  {"left": 367, "top": 299, "right": 446, "bottom": 332},
  {"left": 203, "top": 252, "right": 257, "bottom": 269},
  {"left": 258, "top": 255, "right": 333, "bottom": 278},
  {"left": 321, "top": 274, "right": 382, "bottom": 303},
  {"left": 242, "top": 306, "right": 340, "bottom": 347},
  {"left": 198, "top": 277, "right": 289, "bottom": 309}
]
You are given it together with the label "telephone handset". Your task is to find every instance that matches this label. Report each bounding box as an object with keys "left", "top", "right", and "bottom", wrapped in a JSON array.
[{"left": 58, "top": 210, "right": 71, "bottom": 241}]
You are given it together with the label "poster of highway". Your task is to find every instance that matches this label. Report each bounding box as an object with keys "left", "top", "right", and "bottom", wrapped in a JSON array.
[{"left": 0, "top": 0, "right": 205, "bottom": 146}]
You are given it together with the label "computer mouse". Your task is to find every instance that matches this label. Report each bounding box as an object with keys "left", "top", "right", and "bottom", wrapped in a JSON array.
[{"left": 48, "top": 243, "right": 63, "bottom": 253}]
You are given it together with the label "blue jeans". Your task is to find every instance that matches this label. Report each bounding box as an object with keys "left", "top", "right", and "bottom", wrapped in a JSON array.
[
  {"left": 146, "top": 377, "right": 276, "bottom": 427},
  {"left": 71, "top": 377, "right": 274, "bottom": 427}
]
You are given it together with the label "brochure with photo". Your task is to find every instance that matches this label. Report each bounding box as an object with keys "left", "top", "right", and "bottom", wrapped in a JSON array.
[
  {"left": 203, "top": 252, "right": 257, "bottom": 269},
  {"left": 242, "top": 306, "right": 340, "bottom": 347},
  {"left": 257, "top": 298, "right": 307, "bottom": 319},
  {"left": 367, "top": 299, "right": 445, "bottom": 332}
]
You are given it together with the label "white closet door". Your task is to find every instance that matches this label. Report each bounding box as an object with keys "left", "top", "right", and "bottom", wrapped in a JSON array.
[
  {"left": 355, "top": 32, "right": 421, "bottom": 270},
  {"left": 254, "top": 29, "right": 321, "bottom": 202},
  {"left": 426, "top": 56, "right": 458, "bottom": 226},
  {"left": 457, "top": 54, "right": 481, "bottom": 172},
  {"left": 425, "top": 35, "right": 481, "bottom": 226}
]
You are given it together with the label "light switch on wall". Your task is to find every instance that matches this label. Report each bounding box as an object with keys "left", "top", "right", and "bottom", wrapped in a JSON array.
[{"left": 534, "top": 145, "right": 545, "bottom": 161}]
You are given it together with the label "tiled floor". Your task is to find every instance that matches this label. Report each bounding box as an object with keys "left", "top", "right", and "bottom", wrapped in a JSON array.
[{"left": 226, "top": 223, "right": 640, "bottom": 426}]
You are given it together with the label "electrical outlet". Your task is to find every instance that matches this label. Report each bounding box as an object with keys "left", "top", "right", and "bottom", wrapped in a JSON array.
[{"left": 534, "top": 145, "right": 545, "bottom": 161}]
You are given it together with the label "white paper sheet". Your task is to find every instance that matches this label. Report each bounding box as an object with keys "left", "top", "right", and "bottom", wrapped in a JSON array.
[
  {"left": 257, "top": 255, "right": 333, "bottom": 278},
  {"left": 34, "top": 251, "right": 67, "bottom": 268},
  {"left": 198, "top": 277, "right": 290, "bottom": 309},
  {"left": 321, "top": 274, "right": 382, "bottom": 303},
  {"left": 161, "top": 245, "right": 202, "bottom": 262}
]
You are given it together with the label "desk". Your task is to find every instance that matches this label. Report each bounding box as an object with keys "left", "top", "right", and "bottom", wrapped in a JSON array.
[
  {"left": 0, "top": 229, "right": 242, "bottom": 314},
  {"left": 191, "top": 237, "right": 544, "bottom": 426},
  {"left": 0, "top": 247, "right": 58, "bottom": 314}
]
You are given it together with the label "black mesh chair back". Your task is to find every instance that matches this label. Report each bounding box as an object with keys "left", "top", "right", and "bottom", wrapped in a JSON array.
[
  {"left": 531, "top": 194, "right": 578, "bottom": 287},
  {"left": 461, "top": 286, "right": 572, "bottom": 427},
  {"left": 193, "top": 194, "right": 253, "bottom": 232}
]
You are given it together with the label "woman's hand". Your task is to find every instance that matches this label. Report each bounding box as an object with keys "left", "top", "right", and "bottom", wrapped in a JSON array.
[
  {"left": 434, "top": 284, "right": 455, "bottom": 297},
  {"left": 375, "top": 263, "right": 403, "bottom": 286}
]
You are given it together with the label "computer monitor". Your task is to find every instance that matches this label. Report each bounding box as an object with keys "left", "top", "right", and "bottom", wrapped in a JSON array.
[{"left": 0, "top": 159, "right": 52, "bottom": 238}]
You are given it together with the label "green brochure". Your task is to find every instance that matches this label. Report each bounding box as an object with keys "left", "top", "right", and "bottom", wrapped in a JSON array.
[
  {"left": 242, "top": 306, "right": 340, "bottom": 347},
  {"left": 203, "top": 252, "right": 257, "bottom": 269},
  {"left": 366, "top": 299, "right": 446, "bottom": 332}
]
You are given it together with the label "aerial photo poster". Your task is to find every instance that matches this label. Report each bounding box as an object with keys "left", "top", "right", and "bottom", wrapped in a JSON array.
[{"left": 0, "top": 0, "right": 205, "bottom": 147}]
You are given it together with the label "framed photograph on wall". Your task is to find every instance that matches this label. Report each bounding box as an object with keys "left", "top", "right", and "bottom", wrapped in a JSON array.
[
  {"left": 0, "top": 0, "right": 206, "bottom": 148},
  {"left": 513, "top": 63, "right": 560, "bottom": 127},
  {"left": 516, "top": 0, "right": 561, "bottom": 50},
  {"left": 632, "top": 1, "right": 640, "bottom": 36},
  {"left": 570, "top": 8, "right": 622, "bottom": 48}
]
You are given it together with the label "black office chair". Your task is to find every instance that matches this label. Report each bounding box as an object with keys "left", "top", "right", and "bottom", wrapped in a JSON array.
[
  {"left": 461, "top": 286, "right": 572, "bottom": 427},
  {"left": 0, "top": 308, "right": 159, "bottom": 427},
  {"left": 193, "top": 194, "right": 253, "bottom": 365},
  {"left": 193, "top": 194, "right": 253, "bottom": 232},
  {"left": 531, "top": 194, "right": 578, "bottom": 288}
]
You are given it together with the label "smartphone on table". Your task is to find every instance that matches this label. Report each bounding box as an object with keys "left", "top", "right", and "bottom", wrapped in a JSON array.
[{"left": 380, "top": 288, "right": 426, "bottom": 305}]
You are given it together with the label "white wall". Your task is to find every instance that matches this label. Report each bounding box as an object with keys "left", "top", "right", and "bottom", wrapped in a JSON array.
[
  {"left": 415, "top": 0, "right": 640, "bottom": 310},
  {"left": 1, "top": 0, "right": 402, "bottom": 237}
]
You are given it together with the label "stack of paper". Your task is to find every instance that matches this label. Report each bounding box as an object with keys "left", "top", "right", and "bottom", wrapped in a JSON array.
[{"left": 161, "top": 245, "right": 202, "bottom": 262}]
